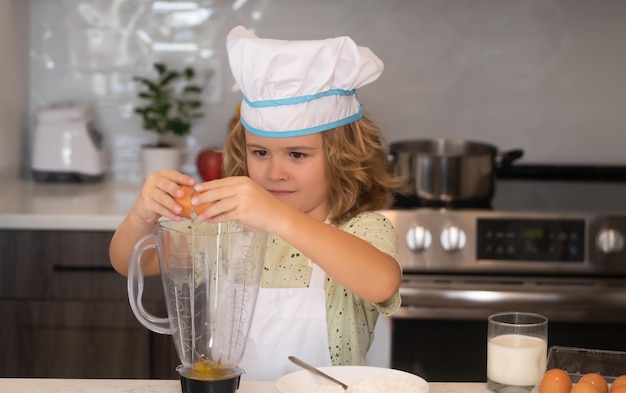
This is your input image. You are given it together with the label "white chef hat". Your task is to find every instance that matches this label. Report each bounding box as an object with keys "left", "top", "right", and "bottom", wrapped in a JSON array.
[{"left": 226, "top": 26, "right": 384, "bottom": 137}]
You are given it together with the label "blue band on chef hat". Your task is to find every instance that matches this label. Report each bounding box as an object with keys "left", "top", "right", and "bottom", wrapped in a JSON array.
[
  {"left": 240, "top": 88, "right": 363, "bottom": 137},
  {"left": 241, "top": 105, "right": 364, "bottom": 138},
  {"left": 243, "top": 88, "right": 357, "bottom": 108}
]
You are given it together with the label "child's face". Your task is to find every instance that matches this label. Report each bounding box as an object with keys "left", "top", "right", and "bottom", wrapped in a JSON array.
[{"left": 244, "top": 131, "right": 329, "bottom": 221}]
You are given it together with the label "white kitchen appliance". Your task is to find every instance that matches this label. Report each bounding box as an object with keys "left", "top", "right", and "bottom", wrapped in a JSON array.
[{"left": 31, "top": 103, "right": 105, "bottom": 182}]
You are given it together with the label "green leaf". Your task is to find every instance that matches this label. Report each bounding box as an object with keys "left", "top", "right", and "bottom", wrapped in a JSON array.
[
  {"left": 154, "top": 63, "right": 167, "bottom": 75},
  {"left": 183, "top": 67, "right": 195, "bottom": 79},
  {"left": 137, "top": 79, "right": 159, "bottom": 92},
  {"left": 161, "top": 71, "right": 180, "bottom": 86},
  {"left": 138, "top": 92, "right": 155, "bottom": 100},
  {"left": 183, "top": 86, "right": 202, "bottom": 94}
]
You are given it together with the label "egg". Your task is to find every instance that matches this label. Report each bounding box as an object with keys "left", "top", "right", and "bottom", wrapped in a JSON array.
[
  {"left": 572, "top": 381, "right": 601, "bottom": 393},
  {"left": 175, "top": 185, "right": 212, "bottom": 218},
  {"left": 540, "top": 368, "right": 573, "bottom": 393},
  {"left": 579, "top": 373, "right": 608, "bottom": 393},
  {"left": 611, "top": 385, "right": 626, "bottom": 393},
  {"left": 612, "top": 376, "right": 626, "bottom": 393},
  {"left": 175, "top": 185, "right": 194, "bottom": 218}
]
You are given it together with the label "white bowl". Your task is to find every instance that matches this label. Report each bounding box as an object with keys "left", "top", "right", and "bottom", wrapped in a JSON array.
[{"left": 276, "top": 366, "right": 429, "bottom": 393}]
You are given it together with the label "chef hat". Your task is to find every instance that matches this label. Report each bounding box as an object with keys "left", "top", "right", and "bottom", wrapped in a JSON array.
[{"left": 226, "top": 26, "right": 384, "bottom": 137}]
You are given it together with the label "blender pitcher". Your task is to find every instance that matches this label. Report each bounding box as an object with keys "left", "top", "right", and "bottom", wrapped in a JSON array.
[{"left": 128, "top": 220, "right": 267, "bottom": 393}]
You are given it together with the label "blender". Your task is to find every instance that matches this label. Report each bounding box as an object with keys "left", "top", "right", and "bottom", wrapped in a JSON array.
[{"left": 128, "top": 220, "right": 267, "bottom": 393}]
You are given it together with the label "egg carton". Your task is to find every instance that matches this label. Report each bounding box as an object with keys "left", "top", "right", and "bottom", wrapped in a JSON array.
[
  {"left": 529, "top": 346, "right": 626, "bottom": 393},
  {"left": 545, "top": 345, "right": 626, "bottom": 383}
]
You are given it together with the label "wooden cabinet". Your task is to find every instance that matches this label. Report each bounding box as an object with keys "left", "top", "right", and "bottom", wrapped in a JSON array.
[{"left": 0, "top": 230, "right": 178, "bottom": 379}]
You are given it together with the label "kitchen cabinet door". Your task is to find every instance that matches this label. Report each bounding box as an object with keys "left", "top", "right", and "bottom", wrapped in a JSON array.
[
  {"left": 0, "top": 230, "right": 163, "bottom": 301},
  {"left": 0, "top": 230, "right": 178, "bottom": 379},
  {"left": 0, "top": 300, "right": 151, "bottom": 378}
]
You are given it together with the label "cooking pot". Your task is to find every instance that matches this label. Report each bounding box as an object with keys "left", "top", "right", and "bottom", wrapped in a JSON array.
[{"left": 389, "top": 139, "right": 523, "bottom": 206}]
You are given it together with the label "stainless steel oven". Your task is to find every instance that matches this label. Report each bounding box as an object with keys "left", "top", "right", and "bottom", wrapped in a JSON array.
[{"left": 379, "top": 179, "right": 626, "bottom": 382}]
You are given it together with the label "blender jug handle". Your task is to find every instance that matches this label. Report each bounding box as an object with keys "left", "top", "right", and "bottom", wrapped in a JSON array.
[{"left": 127, "top": 232, "right": 172, "bottom": 335}]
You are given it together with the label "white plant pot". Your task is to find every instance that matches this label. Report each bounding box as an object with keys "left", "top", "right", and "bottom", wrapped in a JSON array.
[{"left": 140, "top": 146, "right": 183, "bottom": 176}]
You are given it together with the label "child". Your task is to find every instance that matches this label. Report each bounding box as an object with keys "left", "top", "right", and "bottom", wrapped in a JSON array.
[{"left": 110, "top": 26, "right": 403, "bottom": 381}]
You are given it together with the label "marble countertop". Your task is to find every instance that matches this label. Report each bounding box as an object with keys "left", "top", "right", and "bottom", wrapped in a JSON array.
[
  {"left": 0, "top": 179, "right": 141, "bottom": 231},
  {"left": 0, "top": 379, "right": 491, "bottom": 393}
]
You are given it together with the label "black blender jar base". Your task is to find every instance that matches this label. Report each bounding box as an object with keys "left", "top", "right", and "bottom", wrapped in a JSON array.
[{"left": 179, "top": 374, "right": 241, "bottom": 393}]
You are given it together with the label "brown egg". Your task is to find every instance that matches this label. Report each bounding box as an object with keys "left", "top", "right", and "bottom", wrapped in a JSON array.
[
  {"left": 612, "top": 384, "right": 626, "bottom": 393},
  {"left": 174, "top": 185, "right": 194, "bottom": 218},
  {"left": 612, "top": 376, "right": 626, "bottom": 393},
  {"left": 580, "top": 373, "right": 608, "bottom": 393},
  {"left": 540, "top": 368, "right": 573, "bottom": 393},
  {"left": 572, "top": 381, "right": 601, "bottom": 393},
  {"left": 611, "top": 385, "right": 626, "bottom": 393},
  {"left": 174, "top": 185, "right": 212, "bottom": 218}
]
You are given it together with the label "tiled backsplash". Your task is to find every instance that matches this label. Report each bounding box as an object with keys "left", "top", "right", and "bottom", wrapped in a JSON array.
[
  {"left": 28, "top": 0, "right": 626, "bottom": 181},
  {"left": 1, "top": 1, "right": 27, "bottom": 181}
]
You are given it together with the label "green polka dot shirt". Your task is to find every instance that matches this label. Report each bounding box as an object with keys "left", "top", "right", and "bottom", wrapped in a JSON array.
[{"left": 261, "top": 211, "right": 402, "bottom": 366}]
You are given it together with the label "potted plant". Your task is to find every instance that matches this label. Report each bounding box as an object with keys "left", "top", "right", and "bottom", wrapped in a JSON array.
[{"left": 133, "top": 62, "right": 204, "bottom": 175}]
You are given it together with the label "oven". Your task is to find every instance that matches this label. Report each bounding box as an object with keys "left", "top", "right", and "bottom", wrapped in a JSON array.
[{"left": 378, "top": 179, "right": 626, "bottom": 382}]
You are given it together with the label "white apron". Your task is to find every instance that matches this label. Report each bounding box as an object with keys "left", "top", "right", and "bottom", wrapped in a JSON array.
[{"left": 238, "top": 262, "right": 332, "bottom": 381}]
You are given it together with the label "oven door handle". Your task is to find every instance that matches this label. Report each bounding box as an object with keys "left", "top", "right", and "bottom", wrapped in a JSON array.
[
  {"left": 399, "top": 286, "right": 626, "bottom": 311},
  {"left": 397, "top": 286, "right": 626, "bottom": 321}
]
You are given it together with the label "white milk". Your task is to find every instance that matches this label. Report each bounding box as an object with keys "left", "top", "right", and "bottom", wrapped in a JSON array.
[{"left": 487, "top": 333, "right": 547, "bottom": 387}]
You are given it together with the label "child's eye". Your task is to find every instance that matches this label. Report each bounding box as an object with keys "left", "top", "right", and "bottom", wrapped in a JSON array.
[
  {"left": 290, "top": 152, "right": 306, "bottom": 159},
  {"left": 253, "top": 150, "right": 268, "bottom": 157}
]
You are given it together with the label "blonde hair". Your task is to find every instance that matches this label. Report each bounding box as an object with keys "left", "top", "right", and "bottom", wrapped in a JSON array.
[{"left": 222, "top": 114, "right": 405, "bottom": 225}]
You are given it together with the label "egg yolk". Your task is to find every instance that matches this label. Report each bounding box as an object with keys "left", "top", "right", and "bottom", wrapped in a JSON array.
[{"left": 193, "top": 359, "right": 229, "bottom": 376}]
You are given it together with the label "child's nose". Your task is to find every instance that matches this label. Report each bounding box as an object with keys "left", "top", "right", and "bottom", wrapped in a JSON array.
[{"left": 267, "top": 158, "right": 288, "bottom": 180}]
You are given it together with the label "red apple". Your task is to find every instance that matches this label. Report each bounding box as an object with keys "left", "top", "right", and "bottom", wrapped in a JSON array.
[{"left": 196, "top": 148, "right": 223, "bottom": 181}]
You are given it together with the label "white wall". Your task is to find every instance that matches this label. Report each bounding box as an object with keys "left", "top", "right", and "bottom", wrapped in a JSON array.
[
  {"left": 0, "top": 0, "right": 28, "bottom": 181},
  {"left": 23, "top": 0, "right": 626, "bottom": 181}
]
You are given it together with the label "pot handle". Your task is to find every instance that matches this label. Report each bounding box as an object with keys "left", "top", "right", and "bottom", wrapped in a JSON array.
[
  {"left": 387, "top": 150, "right": 399, "bottom": 172},
  {"left": 495, "top": 149, "right": 524, "bottom": 168}
]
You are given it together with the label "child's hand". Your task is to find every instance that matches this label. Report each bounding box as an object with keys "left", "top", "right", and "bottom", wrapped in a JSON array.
[
  {"left": 131, "top": 169, "right": 197, "bottom": 224},
  {"left": 191, "top": 176, "right": 291, "bottom": 233}
]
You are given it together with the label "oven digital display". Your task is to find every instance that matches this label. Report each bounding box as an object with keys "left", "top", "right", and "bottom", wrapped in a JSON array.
[{"left": 476, "top": 219, "right": 585, "bottom": 261}]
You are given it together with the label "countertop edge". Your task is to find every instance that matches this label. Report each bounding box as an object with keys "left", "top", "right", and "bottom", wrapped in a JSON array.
[
  {"left": 0, "top": 379, "right": 491, "bottom": 393},
  {"left": 0, "top": 214, "right": 125, "bottom": 231},
  {"left": 0, "top": 179, "right": 139, "bottom": 231}
]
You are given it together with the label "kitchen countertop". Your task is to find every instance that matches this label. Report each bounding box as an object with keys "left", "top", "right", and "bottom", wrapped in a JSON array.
[
  {"left": 6, "top": 177, "right": 626, "bottom": 231},
  {"left": 0, "top": 179, "right": 141, "bottom": 231},
  {"left": 0, "top": 379, "right": 491, "bottom": 393}
]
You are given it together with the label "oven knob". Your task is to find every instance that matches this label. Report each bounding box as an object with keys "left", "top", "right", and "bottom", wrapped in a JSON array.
[
  {"left": 596, "top": 228, "right": 624, "bottom": 254},
  {"left": 406, "top": 226, "right": 432, "bottom": 252},
  {"left": 440, "top": 226, "right": 467, "bottom": 252}
]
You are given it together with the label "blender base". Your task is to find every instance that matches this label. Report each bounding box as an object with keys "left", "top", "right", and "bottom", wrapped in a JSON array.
[{"left": 179, "top": 374, "right": 241, "bottom": 393}]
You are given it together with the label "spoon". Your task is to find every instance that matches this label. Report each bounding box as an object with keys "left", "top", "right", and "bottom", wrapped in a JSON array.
[{"left": 288, "top": 355, "right": 349, "bottom": 390}]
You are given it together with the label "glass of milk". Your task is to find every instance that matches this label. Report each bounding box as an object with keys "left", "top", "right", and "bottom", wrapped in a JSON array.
[{"left": 487, "top": 311, "right": 548, "bottom": 393}]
